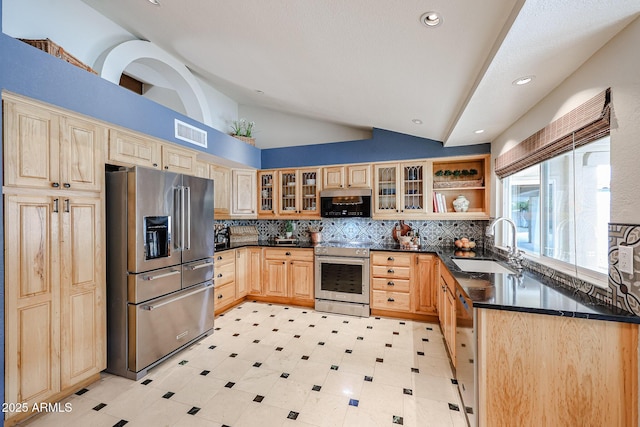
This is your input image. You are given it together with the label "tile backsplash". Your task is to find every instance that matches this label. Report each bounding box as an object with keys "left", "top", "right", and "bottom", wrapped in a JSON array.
[
  {"left": 608, "top": 223, "right": 640, "bottom": 315},
  {"left": 216, "top": 218, "right": 640, "bottom": 316},
  {"left": 216, "top": 218, "right": 488, "bottom": 248}
]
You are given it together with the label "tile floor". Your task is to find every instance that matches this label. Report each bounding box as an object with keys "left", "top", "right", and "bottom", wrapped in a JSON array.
[{"left": 21, "top": 301, "right": 468, "bottom": 427}]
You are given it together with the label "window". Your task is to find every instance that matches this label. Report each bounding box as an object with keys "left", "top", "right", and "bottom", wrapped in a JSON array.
[{"left": 502, "top": 136, "right": 610, "bottom": 278}]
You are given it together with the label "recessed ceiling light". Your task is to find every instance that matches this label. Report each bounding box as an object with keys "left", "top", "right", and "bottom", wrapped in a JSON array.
[
  {"left": 513, "top": 75, "right": 535, "bottom": 86},
  {"left": 148, "top": 0, "right": 160, "bottom": 5},
  {"left": 474, "top": 129, "right": 485, "bottom": 134},
  {"left": 420, "top": 12, "right": 442, "bottom": 28},
  {"left": 412, "top": 119, "right": 423, "bottom": 124}
]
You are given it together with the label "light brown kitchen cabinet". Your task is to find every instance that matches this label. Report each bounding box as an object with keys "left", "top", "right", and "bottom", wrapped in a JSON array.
[
  {"left": 414, "top": 254, "right": 438, "bottom": 315},
  {"left": 231, "top": 169, "right": 257, "bottom": 217},
  {"left": 262, "top": 248, "right": 314, "bottom": 303},
  {"left": 476, "top": 309, "right": 638, "bottom": 427},
  {"left": 322, "top": 164, "right": 371, "bottom": 189},
  {"left": 370, "top": 252, "right": 413, "bottom": 313},
  {"left": 373, "top": 161, "right": 430, "bottom": 218},
  {"left": 245, "top": 247, "right": 264, "bottom": 296},
  {"left": 263, "top": 258, "right": 288, "bottom": 297},
  {"left": 277, "top": 168, "right": 320, "bottom": 217},
  {"left": 213, "top": 250, "right": 236, "bottom": 314},
  {"left": 257, "top": 170, "right": 277, "bottom": 217},
  {"left": 235, "top": 248, "right": 250, "bottom": 299},
  {"left": 210, "top": 165, "right": 231, "bottom": 218},
  {"left": 439, "top": 265, "right": 457, "bottom": 366},
  {"left": 4, "top": 193, "right": 105, "bottom": 423},
  {"left": 108, "top": 128, "right": 161, "bottom": 169},
  {"left": 194, "top": 160, "right": 210, "bottom": 178},
  {"left": 160, "top": 143, "right": 196, "bottom": 174},
  {"left": 4, "top": 95, "right": 106, "bottom": 192}
]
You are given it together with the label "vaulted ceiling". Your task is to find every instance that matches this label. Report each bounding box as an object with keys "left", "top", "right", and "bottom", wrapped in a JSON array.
[{"left": 81, "top": 0, "right": 639, "bottom": 148}]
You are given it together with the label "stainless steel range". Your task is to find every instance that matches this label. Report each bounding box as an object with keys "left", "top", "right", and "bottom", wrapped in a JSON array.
[{"left": 314, "top": 243, "right": 370, "bottom": 317}]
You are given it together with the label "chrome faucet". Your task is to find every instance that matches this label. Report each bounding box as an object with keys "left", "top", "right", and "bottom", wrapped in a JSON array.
[{"left": 486, "top": 217, "right": 524, "bottom": 271}]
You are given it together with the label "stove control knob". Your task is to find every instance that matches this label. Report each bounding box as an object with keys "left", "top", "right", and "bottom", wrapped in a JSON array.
[{"left": 355, "top": 249, "right": 360, "bottom": 255}]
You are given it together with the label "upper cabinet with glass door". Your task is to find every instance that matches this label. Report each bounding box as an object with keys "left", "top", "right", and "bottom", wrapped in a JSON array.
[
  {"left": 373, "top": 161, "right": 429, "bottom": 218},
  {"left": 258, "top": 170, "right": 277, "bottom": 218},
  {"left": 277, "top": 168, "right": 320, "bottom": 217}
]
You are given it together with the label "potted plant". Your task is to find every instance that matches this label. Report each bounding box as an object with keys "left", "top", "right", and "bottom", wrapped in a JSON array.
[
  {"left": 285, "top": 220, "right": 295, "bottom": 238},
  {"left": 230, "top": 118, "right": 256, "bottom": 145}
]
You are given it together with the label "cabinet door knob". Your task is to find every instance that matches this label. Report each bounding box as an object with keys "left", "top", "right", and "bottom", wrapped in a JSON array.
[
  {"left": 217, "top": 273, "right": 223, "bottom": 278},
  {"left": 63, "top": 183, "right": 71, "bottom": 188},
  {"left": 388, "top": 281, "right": 394, "bottom": 286},
  {"left": 52, "top": 182, "right": 60, "bottom": 188},
  {"left": 217, "top": 294, "right": 223, "bottom": 299},
  {"left": 217, "top": 255, "right": 222, "bottom": 260},
  {"left": 286, "top": 252, "right": 291, "bottom": 256},
  {"left": 388, "top": 256, "right": 394, "bottom": 261},
  {"left": 387, "top": 269, "right": 395, "bottom": 274},
  {"left": 153, "top": 163, "right": 158, "bottom": 167},
  {"left": 387, "top": 298, "right": 395, "bottom": 302},
  {"left": 164, "top": 166, "right": 169, "bottom": 170}
]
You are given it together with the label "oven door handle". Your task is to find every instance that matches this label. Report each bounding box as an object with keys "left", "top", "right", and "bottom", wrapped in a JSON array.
[
  {"left": 186, "top": 260, "right": 213, "bottom": 271},
  {"left": 315, "top": 256, "right": 369, "bottom": 266},
  {"left": 141, "top": 283, "right": 213, "bottom": 311}
]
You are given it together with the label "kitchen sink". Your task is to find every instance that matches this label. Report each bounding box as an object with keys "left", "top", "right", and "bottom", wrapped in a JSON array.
[{"left": 452, "top": 258, "right": 514, "bottom": 275}]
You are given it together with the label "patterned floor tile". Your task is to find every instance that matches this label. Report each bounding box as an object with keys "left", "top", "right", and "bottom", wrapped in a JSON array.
[{"left": 18, "top": 301, "right": 464, "bottom": 427}]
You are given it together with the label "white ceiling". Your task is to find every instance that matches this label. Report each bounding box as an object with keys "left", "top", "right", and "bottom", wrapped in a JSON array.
[{"left": 81, "top": 0, "right": 639, "bottom": 148}]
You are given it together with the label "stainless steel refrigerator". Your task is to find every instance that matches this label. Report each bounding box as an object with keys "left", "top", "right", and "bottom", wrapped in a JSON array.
[{"left": 105, "top": 166, "right": 215, "bottom": 380}]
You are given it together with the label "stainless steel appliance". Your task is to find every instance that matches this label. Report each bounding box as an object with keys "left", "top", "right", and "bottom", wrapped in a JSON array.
[
  {"left": 106, "top": 166, "right": 215, "bottom": 380},
  {"left": 455, "top": 286, "right": 476, "bottom": 427},
  {"left": 314, "top": 243, "right": 370, "bottom": 317},
  {"left": 320, "top": 188, "right": 372, "bottom": 218}
]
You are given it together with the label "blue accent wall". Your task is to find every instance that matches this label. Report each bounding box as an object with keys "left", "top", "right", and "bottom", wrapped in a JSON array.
[
  {"left": 261, "top": 127, "right": 490, "bottom": 169},
  {"left": 0, "top": 35, "right": 261, "bottom": 169}
]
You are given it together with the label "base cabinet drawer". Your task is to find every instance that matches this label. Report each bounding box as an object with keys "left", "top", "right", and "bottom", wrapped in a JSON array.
[
  {"left": 371, "top": 290, "right": 411, "bottom": 312},
  {"left": 371, "top": 277, "right": 411, "bottom": 293},
  {"left": 215, "top": 262, "right": 236, "bottom": 286},
  {"left": 371, "top": 253, "right": 412, "bottom": 267},
  {"left": 214, "top": 283, "right": 235, "bottom": 313},
  {"left": 372, "top": 265, "right": 411, "bottom": 279}
]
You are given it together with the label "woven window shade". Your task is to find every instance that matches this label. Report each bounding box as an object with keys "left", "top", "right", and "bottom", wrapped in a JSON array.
[{"left": 495, "top": 88, "right": 611, "bottom": 178}]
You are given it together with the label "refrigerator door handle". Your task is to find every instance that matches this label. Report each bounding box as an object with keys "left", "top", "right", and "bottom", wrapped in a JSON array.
[
  {"left": 187, "top": 260, "right": 213, "bottom": 270},
  {"left": 180, "top": 185, "right": 186, "bottom": 251},
  {"left": 141, "top": 283, "right": 214, "bottom": 311},
  {"left": 142, "top": 269, "right": 181, "bottom": 281},
  {"left": 185, "top": 186, "right": 191, "bottom": 250},
  {"left": 174, "top": 186, "right": 182, "bottom": 251}
]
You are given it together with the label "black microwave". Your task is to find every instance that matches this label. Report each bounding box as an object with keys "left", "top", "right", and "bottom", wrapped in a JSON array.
[{"left": 320, "top": 188, "right": 372, "bottom": 218}]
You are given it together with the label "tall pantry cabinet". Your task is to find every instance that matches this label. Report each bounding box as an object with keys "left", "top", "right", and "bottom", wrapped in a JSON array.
[{"left": 2, "top": 93, "right": 106, "bottom": 424}]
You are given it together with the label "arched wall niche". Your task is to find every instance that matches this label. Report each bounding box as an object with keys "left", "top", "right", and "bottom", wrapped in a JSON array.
[{"left": 98, "top": 39, "right": 212, "bottom": 126}]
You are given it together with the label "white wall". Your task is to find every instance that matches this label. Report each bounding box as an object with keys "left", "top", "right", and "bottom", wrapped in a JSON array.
[
  {"left": 491, "top": 16, "right": 640, "bottom": 224},
  {"left": 238, "top": 104, "right": 372, "bottom": 149},
  {"left": 3, "top": 0, "right": 370, "bottom": 147},
  {"left": 3, "top": 0, "right": 238, "bottom": 134}
]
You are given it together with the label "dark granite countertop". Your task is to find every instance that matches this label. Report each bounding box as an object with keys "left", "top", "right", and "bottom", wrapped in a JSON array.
[{"left": 215, "top": 241, "right": 640, "bottom": 324}]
